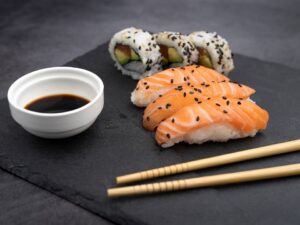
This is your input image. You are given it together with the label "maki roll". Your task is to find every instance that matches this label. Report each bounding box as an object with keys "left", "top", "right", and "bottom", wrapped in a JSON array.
[
  {"left": 109, "top": 27, "right": 161, "bottom": 80},
  {"left": 154, "top": 32, "right": 198, "bottom": 68},
  {"left": 189, "top": 31, "right": 234, "bottom": 75}
]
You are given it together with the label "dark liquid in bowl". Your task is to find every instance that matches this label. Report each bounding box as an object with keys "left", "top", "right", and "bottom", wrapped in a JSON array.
[{"left": 25, "top": 94, "right": 90, "bottom": 113}]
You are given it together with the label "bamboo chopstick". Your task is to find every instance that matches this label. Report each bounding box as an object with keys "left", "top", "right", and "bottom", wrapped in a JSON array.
[
  {"left": 108, "top": 163, "right": 300, "bottom": 197},
  {"left": 116, "top": 139, "right": 300, "bottom": 185}
]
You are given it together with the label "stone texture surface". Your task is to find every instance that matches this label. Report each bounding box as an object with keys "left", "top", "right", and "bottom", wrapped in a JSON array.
[{"left": 0, "top": 0, "right": 299, "bottom": 224}]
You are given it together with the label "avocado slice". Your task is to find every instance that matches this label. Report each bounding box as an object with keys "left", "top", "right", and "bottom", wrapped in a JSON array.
[
  {"left": 197, "top": 47, "right": 213, "bottom": 69},
  {"left": 161, "top": 56, "right": 169, "bottom": 66},
  {"left": 168, "top": 48, "right": 183, "bottom": 63},
  {"left": 114, "top": 48, "right": 130, "bottom": 65},
  {"left": 130, "top": 49, "right": 140, "bottom": 61},
  {"left": 199, "top": 55, "right": 213, "bottom": 69}
]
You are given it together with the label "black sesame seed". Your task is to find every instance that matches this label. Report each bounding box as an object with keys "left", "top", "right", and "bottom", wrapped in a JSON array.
[
  {"left": 143, "top": 82, "right": 147, "bottom": 85},
  {"left": 171, "top": 118, "right": 175, "bottom": 123},
  {"left": 194, "top": 97, "right": 199, "bottom": 102},
  {"left": 170, "top": 79, "right": 174, "bottom": 84},
  {"left": 223, "top": 110, "right": 228, "bottom": 114},
  {"left": 158, "top": 106, "right": 162, "bottom": 110},
  {"left": 183, "top": 92, "right": 186, "bottom": 97},
  {"left": 184, "top": 77, "right": 187, "bottom": 81},
  {"left": 196, "top": 116, "right": 200, "bottom": 122},
  {"left": 166, "top": 103, "right": 171, "bottom": 109},
  {"left": 138, "top": 46, "right": 141, "bottom": 50},
  {"left": 166, "top": 133, "right": 171, "bottom": 139},
  {"left": 205, "top": 84, "right": 210, "bottom": 87},
  {"left": 207, "top": 97, "right": 211, "bottom": 100},
  {"left": 237, "top": 101, "right": 242, "bottom": 105},
  {"left": 222, "top": 96, "right": 227, "bottom": 100},
  {"left": 191, "top": 70, "right": 194, "bottom": 73},
  {"left": 216, "top": 103, "right": 221, "bottom": 106},
  {"left": 146, "top": 116, "right": 150, "bottom": 121},
  {"left": 226, "top": 100, "right": 230, "bottom": 105},
  {"left": 189, "top": 91, "right": 194, "bottom": 95},
  {"left": 159, "top": 94, "right": 162, "bottom": 97},
  {"left": 145, "top": 86, "right": 150, "bottom": 89}
]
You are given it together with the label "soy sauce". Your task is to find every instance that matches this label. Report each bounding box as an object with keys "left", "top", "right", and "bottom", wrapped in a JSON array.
[{"left": 25, "top": 94, "right": 90, "bottom": 113}]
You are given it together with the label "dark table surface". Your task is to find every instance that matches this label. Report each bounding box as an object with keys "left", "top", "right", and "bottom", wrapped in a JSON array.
[{"left": 0, "top": 0, "right": 299, "bottom": 224}]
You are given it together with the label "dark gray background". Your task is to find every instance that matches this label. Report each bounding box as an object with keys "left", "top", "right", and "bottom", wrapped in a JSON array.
[{"left": 0, "top": 0, "right": 299, "bottom": 224}]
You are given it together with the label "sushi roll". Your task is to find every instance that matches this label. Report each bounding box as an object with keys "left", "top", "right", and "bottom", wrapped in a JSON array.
[
  {"left": 154, "top": 32, "right": 198, "bottom": 69},
  {"left": 131, "top": 65, "right": 229, "bottom": 107},
  {"left": 108, "top": 27, "right": 161, "bottom": 80},
  {"left": 143, "top": 82, "right": 255, "bottom": 131},
  {"left": 156, "top": 98, "right": 269, "bottom": 148},
  {"left": 189, "top": 31, "right": 234, "bottom": 75}
]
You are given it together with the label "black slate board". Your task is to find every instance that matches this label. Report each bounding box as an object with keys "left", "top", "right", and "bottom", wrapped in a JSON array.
[{"left": 1, "top": 44, "right": 300, "bottom": 225}]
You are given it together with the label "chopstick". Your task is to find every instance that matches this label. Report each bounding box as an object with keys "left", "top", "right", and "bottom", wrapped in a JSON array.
[
  {"left": 108, "top": 163, "right": 300, "bottom": 197},
  {"left": 116, "top": 139, "right": 300, "bottom": 185}
]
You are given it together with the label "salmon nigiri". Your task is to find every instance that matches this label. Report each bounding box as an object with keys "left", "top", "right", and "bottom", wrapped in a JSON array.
[
  {"left": 155, "top": 98, "right": 269, "bottom": 148},
  {"left": 143, "top": 82, "right": 255, "bottom": 131},
  {"left": 131, "top": 65, "right": 229, "bottom": 107}
]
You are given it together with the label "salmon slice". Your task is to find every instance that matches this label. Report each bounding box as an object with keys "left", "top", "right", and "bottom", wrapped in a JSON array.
[
  {"left": 143, "top": 82, "right": 255, "bottom": 131},
  {"left": 131, "top": 65, "right": 229, "bottom": 107},
  {"left": 155, "top": 97, "right": 269, "bottom": 148}
]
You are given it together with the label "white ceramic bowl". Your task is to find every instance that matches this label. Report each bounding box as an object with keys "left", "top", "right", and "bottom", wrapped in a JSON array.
[{"left": 7, "top": 67, "right": 104, "bottom": 138}]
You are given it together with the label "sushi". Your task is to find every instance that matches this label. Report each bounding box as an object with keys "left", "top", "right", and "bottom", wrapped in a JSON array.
[
  {"left": 131, "top": 65, "right": 229, "bottom": 107},
  {"left": 156, "top": 98, "right": 269, "bottom": 148},
  {"left": 154, "top": 32, "right": 198, "bottom": 69},
  {"left": 108, "top": 27, "right": 161, "bottom": 80},
  {"left": 143, "top": 82, "right": 255, "bottom": 131},
  {"left": 189, "top": 31, "right": 234, "bottom": 75}
]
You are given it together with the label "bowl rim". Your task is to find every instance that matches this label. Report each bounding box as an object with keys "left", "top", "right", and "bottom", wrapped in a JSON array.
[{"left": 7, "top": 67, "right": 104, "bottom": 118}]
